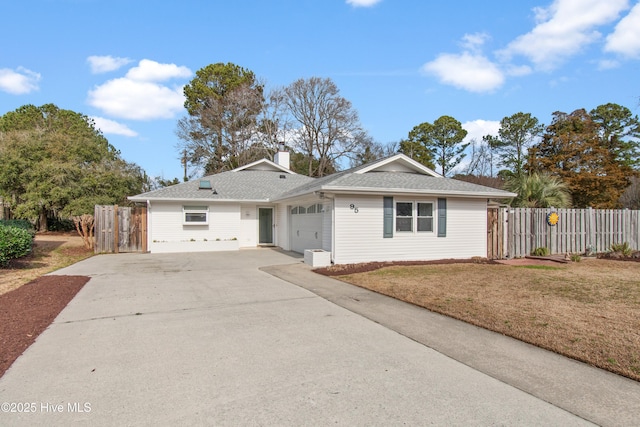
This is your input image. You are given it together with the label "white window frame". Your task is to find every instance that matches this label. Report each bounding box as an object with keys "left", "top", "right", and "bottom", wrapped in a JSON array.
[
  {"left": 183, "top": 205, "right": 209, "bottom": 225},
  {"left": 395, "top": 200, "right": 435, "bottom": 234},
  {"left": 395, "top": 201, "right": 414, "bottom": 232},
  {"left": 416, "top": 202, "right": 434, "bottom": 233}
]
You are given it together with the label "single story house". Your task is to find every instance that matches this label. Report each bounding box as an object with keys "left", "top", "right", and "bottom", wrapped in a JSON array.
[{"left": 128, "top": 152, "right": 516, "bottom": 265}]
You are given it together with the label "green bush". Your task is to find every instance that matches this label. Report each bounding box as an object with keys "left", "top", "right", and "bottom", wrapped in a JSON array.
[
  {"left": 0, "top": 219, "right": 35, "bottom": 233},
  {"left": 46, "top": 217, "right": 75, "bottom": 232},
  {"left": 532, "top": 247, "right": 550, "bottom": 256},
  {"left": 610, "top": 242, "right": 632, "bottom": 257},
  {"left": 0, "top": 222, "right": 34, "bottom": 267}
]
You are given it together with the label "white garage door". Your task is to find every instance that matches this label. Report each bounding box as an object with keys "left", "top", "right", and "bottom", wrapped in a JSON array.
[{"left": 291, "top": 204, "right": 323, "bottom": 253}]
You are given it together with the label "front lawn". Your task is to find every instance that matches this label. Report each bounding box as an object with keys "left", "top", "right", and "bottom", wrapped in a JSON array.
[{"left": 332, "top": 259, "right": 640, "bottom": 381}]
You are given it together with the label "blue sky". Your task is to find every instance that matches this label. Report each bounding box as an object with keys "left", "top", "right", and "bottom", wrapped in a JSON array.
[{"left": 1, "top": 0, "right": 639, "bottom": 180}]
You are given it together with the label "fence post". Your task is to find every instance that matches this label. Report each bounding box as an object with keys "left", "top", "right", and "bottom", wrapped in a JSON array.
[
  {"left": 141, "top": 206, "right": 148, "bottom": 253},
  {"left": 114, "top": 205, "right": 119, "bottom": 254}
]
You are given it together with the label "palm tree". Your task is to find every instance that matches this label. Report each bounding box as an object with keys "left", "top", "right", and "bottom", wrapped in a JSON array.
[{"left": 505, "top": 173, "right": 572, "bottom": 208}]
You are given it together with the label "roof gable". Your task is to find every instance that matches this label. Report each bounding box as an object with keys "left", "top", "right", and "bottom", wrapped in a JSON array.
[
  {"left": 233, "top": 158, "right": 295, "bottom": 174},
  {"left": 355, "top": 154, "right": 441, "bottom": 177}
]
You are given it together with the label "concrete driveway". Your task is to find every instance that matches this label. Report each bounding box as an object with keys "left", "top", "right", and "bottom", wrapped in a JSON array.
[{"left": 0, "top": 249, "right": 633, "bottom": 425}]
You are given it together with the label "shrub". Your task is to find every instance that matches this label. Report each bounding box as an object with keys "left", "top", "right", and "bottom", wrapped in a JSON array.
[
  {"left": 570, "top": 254, "right": 582, "bottom": 262},
  {"left": 0, "top": 219, "right": 34, "bottom": 234},
  {"left": 0, "top": 223, "right": 34, "bottom": 267},
  {"left": 532, "top": 247, "right": 550, "bottom": 256},
  {"left": 610, "top": 242, "right": 633, "bottom": 257},
  {"left": 47, "top": 217, "right": 75, "bottom": 232}
]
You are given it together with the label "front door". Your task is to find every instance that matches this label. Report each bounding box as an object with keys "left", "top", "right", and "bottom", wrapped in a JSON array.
[{"left": 258, "top": 208, "right": 274, "bottom": 245}]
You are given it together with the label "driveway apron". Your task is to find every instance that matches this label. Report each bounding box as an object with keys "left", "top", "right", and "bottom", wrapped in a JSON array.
[{"left": 1, "top": 250, "right": 597, "bottom": 426}]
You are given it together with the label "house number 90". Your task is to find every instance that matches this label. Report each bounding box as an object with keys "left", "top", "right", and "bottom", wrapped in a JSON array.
[{"left": 350, "top": 204, "right": 359, "bottom": 213}]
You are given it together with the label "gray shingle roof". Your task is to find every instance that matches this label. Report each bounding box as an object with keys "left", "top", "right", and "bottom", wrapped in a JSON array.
[
  {"left": 275, "top": 171, "right": 515, "bottom": 200},
  {"left": 129, "top": 170, "right": 315, "bottom": 202},
  {"left": 129, "top": 154, "right": 515, "bottom": 202}
]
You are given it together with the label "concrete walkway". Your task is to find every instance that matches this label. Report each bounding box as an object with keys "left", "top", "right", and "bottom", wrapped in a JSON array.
[{"left": 0, "top": 249, "right": 637, "bottom": 426}]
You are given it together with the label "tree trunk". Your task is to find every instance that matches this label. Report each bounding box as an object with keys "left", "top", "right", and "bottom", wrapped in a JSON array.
[
  {"left": 38, "top": 207, "right": 48, "bottom": 232},
  {"left": 73, "top": 214, "right": 95, "bottom": 249}
]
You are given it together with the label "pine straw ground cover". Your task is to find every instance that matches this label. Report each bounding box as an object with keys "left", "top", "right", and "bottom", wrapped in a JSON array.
[
  {"left": 323, "top": 259, "right": 640, "bottom": 381},
  {"left": 0, "top": 233, "right": 93, "bottom": 296},
  {"left": 0, "top": 233, "right": 93, "bottom": 377}
]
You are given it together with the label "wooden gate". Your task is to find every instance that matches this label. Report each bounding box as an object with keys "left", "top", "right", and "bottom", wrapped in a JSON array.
[
  {"left": 94, "top": 205, "right": 147, "bottom": 253},
  {"left": 487, "top": 207, "right": 505, "bottom": 259}
]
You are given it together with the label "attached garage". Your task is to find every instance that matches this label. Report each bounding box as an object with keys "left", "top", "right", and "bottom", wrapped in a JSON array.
[{"left": 290, "top": 203, "right": 324, "bottom": 253}]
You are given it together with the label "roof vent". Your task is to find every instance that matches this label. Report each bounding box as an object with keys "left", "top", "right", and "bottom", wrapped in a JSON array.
[
  {"left": 199, "top": 180, "right": 212, "bottom": 189},
  {"left": 279, "top": 174, "right": 286, "bottom": 179}
]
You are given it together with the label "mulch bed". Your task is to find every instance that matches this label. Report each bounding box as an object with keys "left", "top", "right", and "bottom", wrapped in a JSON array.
[
  {"left": 0, "top": 275, "right": 89, "bottom": 378},
  {"left": 315, "top": 258, "right": 499, "bottom": 276},
  {"left": 315, "top": 254, "right": 640, "bottom": 276},
  {"left": 598, "top": 251, "right": 640, "bottom": 262}
]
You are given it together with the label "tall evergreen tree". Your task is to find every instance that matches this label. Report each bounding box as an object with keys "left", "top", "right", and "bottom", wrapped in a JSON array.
[
  {"left": 484, "top": 112, "right": 543, "bottom": 178},
  {"left": 403, "top": 116, "right": 468, "bottom": 176},
  {"left": 527, "top": 108, "right": 633, "bottom": 208},
  {"left": 178, "top": 63, "right": 264, "bottom": 174},
  {"left": 590, "top": 103, "right": 640, "bottom": 169}
]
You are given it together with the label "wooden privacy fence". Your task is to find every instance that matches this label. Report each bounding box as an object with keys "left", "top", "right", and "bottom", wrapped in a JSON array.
[
  {"left": 488, "top": 207, "right": 640, "bottom": 259},
  {"left": 94, "top": 205, "right": 147, "bottom": 253}
]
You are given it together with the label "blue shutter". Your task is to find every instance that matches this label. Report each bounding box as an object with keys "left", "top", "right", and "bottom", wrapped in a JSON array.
[
  {"left": 437, "top": 198, "right": 447, "bottom": 237},
  {"left": 383, "top": 197, "right": 393, "bottom": 238}
]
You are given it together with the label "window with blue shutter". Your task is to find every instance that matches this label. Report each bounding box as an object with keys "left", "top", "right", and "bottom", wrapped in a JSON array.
[
  {"left": 383, "top": 197, "right": 393, "bottom": 238},
  {"left": 437, "top": 198, "right": 447, "bottom": 237}
]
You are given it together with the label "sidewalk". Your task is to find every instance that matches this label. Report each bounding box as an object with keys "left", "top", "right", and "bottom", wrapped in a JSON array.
[{"left": 262, "top": 261, "right": 640, "bottom": 427}]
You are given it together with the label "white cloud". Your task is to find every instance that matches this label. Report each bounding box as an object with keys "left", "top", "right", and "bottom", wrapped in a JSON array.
[
  {"left": 500, "top": 0, "right": 629, "bottom": 70},
  {"left": 505, "top": 64, "right": 533, "bottom": 77},
  {"left": 87, "top": 60, "right": 192, "bottom": 120},
  {"left": 346, "top": 0, "right": 381, "bottom": 7},
  {"left": 460, "top": 32, "right": 490, "bottom": 52},
  {"left": 88, "top": 78, "right": 186, "bottom": 120},
  {"left": 91, "top": 116, "right": 138, "bottom": 137},
  {"left": 462, "top": 119, "right": 501, "bottom": 144},
  {"left": 605, "top": 2, "right": 640, "bottom": 58},
  {"left": 422, "top": 52, "right": 505, "bottom": 93},
  {"left": 598, "top": 59, "right": 621, "bottom": 70},
  {"left": 125, "top": 59, "right": 192, "bottom": 82},
  {"left": 0, "top": 67, "right": 41, "bottom": 94},
  {"left": 87, "top": 55, "right": 133, "bottom": 74}
]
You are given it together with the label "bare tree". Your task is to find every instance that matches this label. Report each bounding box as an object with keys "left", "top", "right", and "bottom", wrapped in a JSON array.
[
  {"left": 350, "top": 140, "right": 398, "bottom": 168},
  {"left": 463, "top": 138, "right": 493, "bottom": 177},
  {"left": 254, "top": 88, "right": 295, "bottom": 161},
  {"left": 283, "top": 77, "right": 369, "bottom": 177},
  {"left": 620, "top": 176, "right": 640, "bottom": 209}
]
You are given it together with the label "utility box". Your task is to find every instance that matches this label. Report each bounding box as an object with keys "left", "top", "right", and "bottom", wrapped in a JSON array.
[{"left": 304, "top": 249, "right": 331, "bottom": 267}]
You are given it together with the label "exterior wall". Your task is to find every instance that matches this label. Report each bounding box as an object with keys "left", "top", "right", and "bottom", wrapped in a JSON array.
[
  {"left": 148, "top": 201, "right": 241, "bottom": 253},
  {"left": 276, "top": 203, "right": 290, "bottom": 251},
  {"left": 322, "top": 199, "right": 332, "bottom": 252},
  {"left": 332, "top": 194, "right": 487, "bottom": 264},
  {"left": 239, "top": 204, "right": 257, "bottom": 248}
]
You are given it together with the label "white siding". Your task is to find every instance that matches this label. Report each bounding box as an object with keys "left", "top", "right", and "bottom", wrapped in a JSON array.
[
  {"left": 333, "top": 194, "right": 487, "bottom": 264},
  {"left": 239, "top": 204, "right": 257, "bottom": 248},
  {"left": 322, "top": 199, "right": 332, "bottom": 252},
  {"left": 148, "top": 201, "right": 241, "bottom": 253},
  {"left": 276, "top": 203, "right": 289, "bottom": 250}
]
